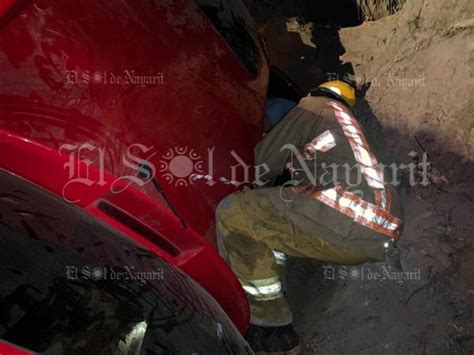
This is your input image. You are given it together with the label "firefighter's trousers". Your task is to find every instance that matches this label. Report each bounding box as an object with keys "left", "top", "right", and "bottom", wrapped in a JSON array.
[{"left": 216, "top": 186, "right": 371, "bottom": 327}]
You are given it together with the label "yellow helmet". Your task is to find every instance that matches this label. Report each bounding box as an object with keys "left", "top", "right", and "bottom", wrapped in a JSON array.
[{"left": 313, "top": 80, "right": 356, "bottom": 108}]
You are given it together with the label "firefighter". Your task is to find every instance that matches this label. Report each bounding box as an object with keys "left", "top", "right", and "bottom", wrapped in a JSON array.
[{"left": 216, "top": 81, "right": 404, "bottom": 354}]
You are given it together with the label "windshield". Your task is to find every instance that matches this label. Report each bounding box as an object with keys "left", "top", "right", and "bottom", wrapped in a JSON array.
[{"left": 0, "top": 170, "right": 252, "bottom": 354}]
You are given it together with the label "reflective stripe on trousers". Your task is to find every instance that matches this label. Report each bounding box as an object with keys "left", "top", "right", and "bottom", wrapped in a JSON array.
[{"left": 240, "top": 276, "right": 284, "bottom": 302}]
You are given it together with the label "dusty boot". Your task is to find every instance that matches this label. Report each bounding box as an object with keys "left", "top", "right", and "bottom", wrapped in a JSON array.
[{"left": 244, "top": 324, "right": 301, "bottom": 354}]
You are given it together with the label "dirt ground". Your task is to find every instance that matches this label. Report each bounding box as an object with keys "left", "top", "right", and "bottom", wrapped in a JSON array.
[{"left": 249, "top": 0, "right": 474, "bottom": 353}]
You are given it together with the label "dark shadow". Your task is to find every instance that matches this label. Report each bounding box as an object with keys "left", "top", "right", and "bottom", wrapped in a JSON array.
[
  {"left": 311, "top": 25, "right": 355, "bottom": 85},
  {"left": 253, "top": 0, "right": 362, "bottom": 91},
  {"left": 353, "top": 82, "right": 383, "bottom": 144},
  {"left": 259, "top": 18, "right": 325, "bottom": 92},
  {"left": 303, "top": 0, "right": 363, "bottom": 84},
  {"left": 303, "top": 0, "right": 363, "bottom": 27}
]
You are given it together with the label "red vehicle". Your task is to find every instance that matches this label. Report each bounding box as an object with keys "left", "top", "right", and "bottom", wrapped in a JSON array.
[{"left": 0, "top": 0, "right": 301, "bottom": 352}]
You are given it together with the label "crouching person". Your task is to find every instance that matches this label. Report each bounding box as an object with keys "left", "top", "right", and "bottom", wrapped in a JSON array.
[{"left": 216, "top": 81, "right": 404, "bottom": 354}]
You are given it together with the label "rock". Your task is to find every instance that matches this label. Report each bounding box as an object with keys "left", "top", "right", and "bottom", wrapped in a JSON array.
[{"left": 355, "top": 0, "right": 407, "bottom": 21}]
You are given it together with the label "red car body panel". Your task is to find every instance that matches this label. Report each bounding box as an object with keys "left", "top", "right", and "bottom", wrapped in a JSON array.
[
  {"left": 0, "top": 0, "right": 270, "bottom": 333},
  {"left": 0, "top": 129, "right": 250, "bottom": 333},
  {"left": 0, "top": 340, "right": 33, "bottom": 355}
]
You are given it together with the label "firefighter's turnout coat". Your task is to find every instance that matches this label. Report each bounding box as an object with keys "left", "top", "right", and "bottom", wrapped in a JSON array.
[{"left": 216, "top": 96, "right": 404, "bottom": 327}]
